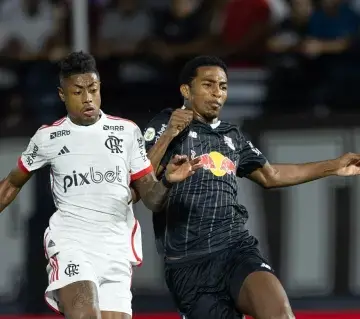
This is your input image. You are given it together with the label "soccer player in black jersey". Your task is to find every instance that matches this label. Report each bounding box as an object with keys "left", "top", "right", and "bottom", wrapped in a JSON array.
[{"left": 142, "top": 56, "right": 360, "bottom": 319}]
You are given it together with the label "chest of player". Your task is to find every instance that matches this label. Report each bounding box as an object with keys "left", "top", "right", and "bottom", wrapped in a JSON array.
[
  {"left": 174, "top": 127, "right": 239, "bottom": 177},
  {"left": 47, "top": 128, "right": 134, "bottom": 171}
]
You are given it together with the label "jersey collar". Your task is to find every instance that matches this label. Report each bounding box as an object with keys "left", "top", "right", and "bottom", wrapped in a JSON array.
[{"left": 67, "top": 109, "right": 105, "bottom": 129}]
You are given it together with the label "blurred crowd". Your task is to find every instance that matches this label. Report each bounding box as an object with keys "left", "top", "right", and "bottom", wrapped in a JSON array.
[{"left": 1, "top": 0, "right": 360, "bottom": 136}]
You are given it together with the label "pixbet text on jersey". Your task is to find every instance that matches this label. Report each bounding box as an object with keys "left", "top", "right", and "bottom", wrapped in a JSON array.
[{"left": 63, "top": 166, "right": 123, "bottom": 193}]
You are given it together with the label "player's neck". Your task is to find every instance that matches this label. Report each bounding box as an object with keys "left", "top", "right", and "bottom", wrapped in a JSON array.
[
  {"left": 68, "top": 113, "right": 101, "bottom": 126},
  {"left": 193, "top": 113, "right": 219, "bottom": 125},
  {"left": 183, "top": 100, "right": 195, "bottom": 110}
]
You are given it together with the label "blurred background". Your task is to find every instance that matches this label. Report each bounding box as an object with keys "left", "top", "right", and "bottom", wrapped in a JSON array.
[{"left": 1, "top": 0, "right": 360, "bottom": 318}]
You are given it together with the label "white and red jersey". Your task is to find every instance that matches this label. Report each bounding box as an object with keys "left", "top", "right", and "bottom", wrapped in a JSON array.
[{"left": 18, "top": 111, "right": 151, "bottom": 265}]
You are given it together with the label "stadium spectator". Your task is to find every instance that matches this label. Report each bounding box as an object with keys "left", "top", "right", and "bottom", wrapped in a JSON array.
[
  {"left": 97, "top": 0, "right": 152, "bottom": 58},
  {"left": 0, "top": 0, "right": 62, "bottom": 59},
  {"left": 145, "top": 0, "right": 210, "bottom": 63}
]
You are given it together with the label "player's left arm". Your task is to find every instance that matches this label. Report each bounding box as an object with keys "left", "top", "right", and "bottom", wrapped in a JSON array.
[
  {"left": 237, "top": 135, "right": 360, "bottom": 188},
  {"left": 248, "top": 161, "right": 337, "bottom": 189}
]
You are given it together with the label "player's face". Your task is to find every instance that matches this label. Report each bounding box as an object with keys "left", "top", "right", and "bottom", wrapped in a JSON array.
[
  {"left": 186, "top": 66, "right": 228, "bottom": 123},
  {"left": 58, "top": 72, "right": 101, "bottom": 126}
]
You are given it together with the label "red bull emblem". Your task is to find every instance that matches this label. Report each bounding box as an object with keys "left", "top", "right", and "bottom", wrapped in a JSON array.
[
  {"left": 220, "top": 157, "right": 236, "bottom": 175},
  {"left": 199, "top": 151, "right": 236, "bottom": 177},
  {"left": 199, "top": 154, "right": 216, "bottom": 170}
]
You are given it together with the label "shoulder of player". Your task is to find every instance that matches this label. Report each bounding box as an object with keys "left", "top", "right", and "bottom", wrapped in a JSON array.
[
  {"left": 219, "top": 121, "right": 240, "bottom": 132},
  {"left": 37, "top": 116, "right": 67, "bottom": 131},
  {"left": 147, "top": 108, "right": 173, "bottom": 125},
  {"left": 219, "top": 121, "right": 246, "bottom": 141},
  {"left": 103, "top": 113, "right": 140, "bottom": 131},
  {"left": 32, "top": 116, "right": 69, "bottom": 144}
]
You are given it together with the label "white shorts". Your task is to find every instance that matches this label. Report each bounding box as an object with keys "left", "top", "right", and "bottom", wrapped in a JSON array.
[{"left": 43, "top": 227, "right": 133, "bottom": 315}]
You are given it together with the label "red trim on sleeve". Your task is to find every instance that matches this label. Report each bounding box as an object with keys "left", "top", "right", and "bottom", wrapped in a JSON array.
[
  {"left": 131, "top": 164, "right": 153, "bottom": 182},
  {"left": 17, "top": 157, "right": 29, "bottom": 174}
]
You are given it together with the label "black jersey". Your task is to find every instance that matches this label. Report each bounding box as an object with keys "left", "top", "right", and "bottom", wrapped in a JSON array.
[{"left": 144, "top": 109, "right": 267, "bottom": 260}]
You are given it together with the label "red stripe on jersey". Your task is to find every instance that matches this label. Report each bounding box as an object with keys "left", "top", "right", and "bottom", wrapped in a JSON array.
[
  {"left": 131, "top": 220, "right": 143, "bottom": 266},
  {"left": 131, "top": 165, "right": 153, "bottom": 182},
  {"left": 53, "top": 255, "right": 59, "bottom": 281},
  {"left": 50, "top": 258, "right": 55, "bottom": 283},
  {"left": 106, "top": 114, "right": 136, "bottom": 125},
  {"left": 17, "top": 157, "right": 29, "bottom": 174},
  {"left": 39, "top": 117, "right": 66, "bottom": 130}
]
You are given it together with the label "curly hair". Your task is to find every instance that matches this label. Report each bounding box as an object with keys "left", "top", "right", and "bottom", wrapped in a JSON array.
[
  {"left": 179, "top": 56, "right": 228, "bottom": 86},
  {"left": 59, "top": 51, "right": 99, "bottom": 84}
]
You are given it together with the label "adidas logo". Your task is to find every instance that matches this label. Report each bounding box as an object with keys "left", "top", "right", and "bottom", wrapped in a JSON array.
[{"left": 58, "top": 146, "right": 70, "bottom": 155}]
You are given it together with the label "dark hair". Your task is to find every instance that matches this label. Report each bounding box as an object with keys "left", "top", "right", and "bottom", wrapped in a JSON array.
[
  {"left": 58, "top": 51, "right": 98, "bottom": 83},
  {"left": 179, "top": 56, "right": 228, "bottom": 86}
]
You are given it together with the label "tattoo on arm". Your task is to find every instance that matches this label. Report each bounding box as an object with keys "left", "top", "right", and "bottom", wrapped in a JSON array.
[
  {"left": 132, "top": 172, "right": 170, "bottom": 212},
  {"left": 71, "top": 281, "right": 98, "bottom": 310}
]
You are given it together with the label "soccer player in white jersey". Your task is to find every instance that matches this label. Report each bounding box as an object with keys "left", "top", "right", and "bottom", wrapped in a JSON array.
[{"left": 0, "top": 52, "right": 202, "bottom": 319}]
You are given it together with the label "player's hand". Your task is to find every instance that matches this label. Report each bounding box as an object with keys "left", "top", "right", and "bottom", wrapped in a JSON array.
[
  {"left": 335, "top": 153, "right": 360, "bottom": 176},
  {"left": 165, "top": 109, "right": 193, "bottom": 138},
  {"left": 165, "top": 155, "right": 203, "bottom": 183}
]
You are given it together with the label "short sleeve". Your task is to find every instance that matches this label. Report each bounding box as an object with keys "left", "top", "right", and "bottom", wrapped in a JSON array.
[
  {"left": 237, "top": 133, "right": 267, "bottom": 177},
  {"left": 143, "top": 109, "right": 171, "bottom": 151},
  {"left": 130, "top": 125, "right": 153, "bottom": 182},
  {"left": 18, "top": 129, "right": 49, "bottom": 173}
]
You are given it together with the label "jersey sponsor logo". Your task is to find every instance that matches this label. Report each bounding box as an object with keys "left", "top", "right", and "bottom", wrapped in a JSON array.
[
  {"left": 144, "top": 127, "right": 156, "bottom": 141},
  {"left": 50, "top": 130, "right": 70, "bottom": 139},
  {"left": 25, "top": 144, "right": 39, "bottom": 166},
  {"left": 192, "top": 151, "right": 236, "bottom": 177},
  {"left": 63, "top": 166, "right": 122, "bottom": 192},
  {"left": 156, "top": 124, "right": 167, "bottom": 142},
  {"left": 103, "top": 124, "right": 124, "bottom": 131},
  {"left": 105, "top": 135, "right": 123, "bottom": 153},
  {"left": 137, "top": 137, "right": 148, "bottom": 162}
]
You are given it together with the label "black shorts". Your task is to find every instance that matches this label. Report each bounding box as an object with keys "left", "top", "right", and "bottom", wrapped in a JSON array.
[{"left": 164, "top": 237, "right": 274, "bottom": 319}]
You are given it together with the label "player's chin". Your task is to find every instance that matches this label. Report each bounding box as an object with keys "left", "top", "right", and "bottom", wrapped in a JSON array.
[
  {"left": 81, "top": 113, "right": 98, "bottom": 125},
  {"left": 205, "top": 110, "right": 220, "bottom": 120}
]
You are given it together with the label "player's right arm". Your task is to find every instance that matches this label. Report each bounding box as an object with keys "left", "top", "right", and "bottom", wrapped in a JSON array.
[
  {"left": 144, "top": 108, "right": 193, "bottom": 177},
  {"left": 0, "top": 169, "right": 32, "bottom": 212},
  {"left": 0, "top": 129, "right": 49, "bottom": 213}
]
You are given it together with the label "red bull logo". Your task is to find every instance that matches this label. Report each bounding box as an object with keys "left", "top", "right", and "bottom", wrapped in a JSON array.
[{"left": 199, "top": 151, "right": 236, "bottom": 177}]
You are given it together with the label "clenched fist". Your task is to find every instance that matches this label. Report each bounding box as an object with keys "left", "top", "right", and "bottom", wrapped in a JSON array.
[
  {"left": 335, "top": 153, "right": 360, "bottom": 176},
  {"left": 165, "top": 108, "right": 193, "bottom": 138}
]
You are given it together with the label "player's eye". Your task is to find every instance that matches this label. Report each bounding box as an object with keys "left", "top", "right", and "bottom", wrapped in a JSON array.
[
  {"left": 221, "top": 86, "right": 227, "bottom": 91},
  {"left": 73, "top": 91, "right": 81, "bottom": 95},
  {"left": 202, "top": 83, "right": 211, "bottom": 88},
  {"left": 90, "top": 88, "right": 98, "bottom": 94}
]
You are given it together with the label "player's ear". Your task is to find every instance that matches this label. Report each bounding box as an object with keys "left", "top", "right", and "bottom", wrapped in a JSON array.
[
  {"left": 180, "top": 84, "right": 190, "bottom": 100},
  {"left": 58, "top": 87, "right": 65, "bottom": 102}
]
